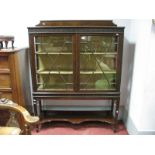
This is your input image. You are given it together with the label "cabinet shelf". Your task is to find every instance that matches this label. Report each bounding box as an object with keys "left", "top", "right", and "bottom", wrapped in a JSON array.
[
  {"left": 39, "top": 116, "right": 115, "bottom": 125},
  {"left": 80, "top": 88, "right": 116, "bottom": 91},
  {"left": 80, "top": 82, "right": 116, "bottom": 85},
  {"left": 35, "top": 41, "right": 72, "bottom": 45},
  {"left": 36, "top": 52, "right": 117, "bottom": 56},
  {"left": 37, "top": 84, "right": 73, "bottom": 91},
  {"left": 80, "top": 52, "right": 117, "bottom": 58},
  {"left": 36, "top": 52, "right": 72, "bottom": 55},
  {"left": 38, "top": 82, "right": 73, "bottom": 85},
  {"left": 80, "top": 71, "right": 116, "bottom": 74},
  {"left": 80, "top": 41, "right": 118, "bottom": 45},
  {"left": 80, "top": 52, "right": 117, "bottom": 55},
  {"left": 36, "top": 70, "right": 116, "bottom": 75},
  {"left": 37, "top": 70, "right": 73, "bottom": 74}
]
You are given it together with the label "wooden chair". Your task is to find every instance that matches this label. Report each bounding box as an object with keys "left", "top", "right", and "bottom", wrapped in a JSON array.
[{"left": 0, "top": 98, "right": 39, "bottom": 135}]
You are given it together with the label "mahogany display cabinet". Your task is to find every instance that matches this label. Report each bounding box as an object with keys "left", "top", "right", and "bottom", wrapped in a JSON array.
[{"left": 28, "top": 20, "right": 124, "bottom": 132}]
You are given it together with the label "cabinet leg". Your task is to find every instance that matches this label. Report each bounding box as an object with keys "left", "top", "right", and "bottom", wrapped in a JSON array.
[
  {"left": 33, "top": 99, "right": 38, "bottom": 116},
  {"left": 111, "top": 99, "right": 114, "bottom": 113},
  {"left": 33, "top": 99, "right": 42, "bottom": 132},
  {"left": 36, "top": 123, "right": 42, "bottom": 133},
  {"left": 113, "top": 99, "right": 119, "bottom": 132},
  {"left": 33, "top": 99, "right": 41, "bottom": 116}
]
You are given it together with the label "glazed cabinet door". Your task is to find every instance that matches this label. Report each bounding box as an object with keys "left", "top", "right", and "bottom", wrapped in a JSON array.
[
  {"left": 33, "top": 34, "right": 75, "bottom": 91},
  {"left": 30, "top": 32, "right": 121, "bottom": 93},
  {"left": 78, "top": 34, "right": 119, "bottom": 91}
]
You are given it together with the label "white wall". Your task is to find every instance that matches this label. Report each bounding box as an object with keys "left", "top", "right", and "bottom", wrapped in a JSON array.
[
  {"left": 116, "top": 20, "right": 155, "bottom": 134},
  {"left": 139, "top": 23, "right": 155, "bottom": 132}
]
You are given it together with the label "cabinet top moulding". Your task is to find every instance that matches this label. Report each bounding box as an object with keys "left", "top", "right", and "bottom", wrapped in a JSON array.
[
  {"left": 36, "top": 20, "right": 117, "bottom": 27},
  {"left": 28, "top": 20, "right": 124, "bottom": 34}
]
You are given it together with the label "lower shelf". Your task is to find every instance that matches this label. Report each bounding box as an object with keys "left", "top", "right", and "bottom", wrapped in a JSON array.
[
  {"left": 39, "top": 111, "right": 115, "bottom": 125},
  {"left": 40, "top": 117, "right": 115, "bottom": 125}
]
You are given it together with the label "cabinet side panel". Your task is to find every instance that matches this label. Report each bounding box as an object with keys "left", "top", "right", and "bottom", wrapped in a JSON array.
[{"left": 117, "top": 33, "right": 124, "bottom": 90}]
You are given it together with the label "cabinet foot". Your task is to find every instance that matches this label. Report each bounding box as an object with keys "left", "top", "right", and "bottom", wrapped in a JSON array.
[{"left": 36, "top": 123, "right": 42, "bottom": 132}]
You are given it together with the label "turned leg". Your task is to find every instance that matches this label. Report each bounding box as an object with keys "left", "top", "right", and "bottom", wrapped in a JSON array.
[
  {"left": 33, "top": 99, "right": 41, "bottom": 132},
  {"left": 33, "top": 99, "right": 38, "bottom": 116},
  {"left": 33, "top": 99, "right": 38, "bottom": 132},
  {"left": 113, "top": 98, "right": 120, "bottom": 132},
  {"left": 111, "top": 99, "right": 114, "bottom": 113}
]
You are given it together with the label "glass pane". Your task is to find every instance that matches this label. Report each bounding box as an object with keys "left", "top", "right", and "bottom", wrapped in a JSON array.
[
  {"left": 80, "top": 35, "right": 118, "bottom": 91},
  {"left": 34, "top": 35, "right": 73, "bottom": 91}
]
